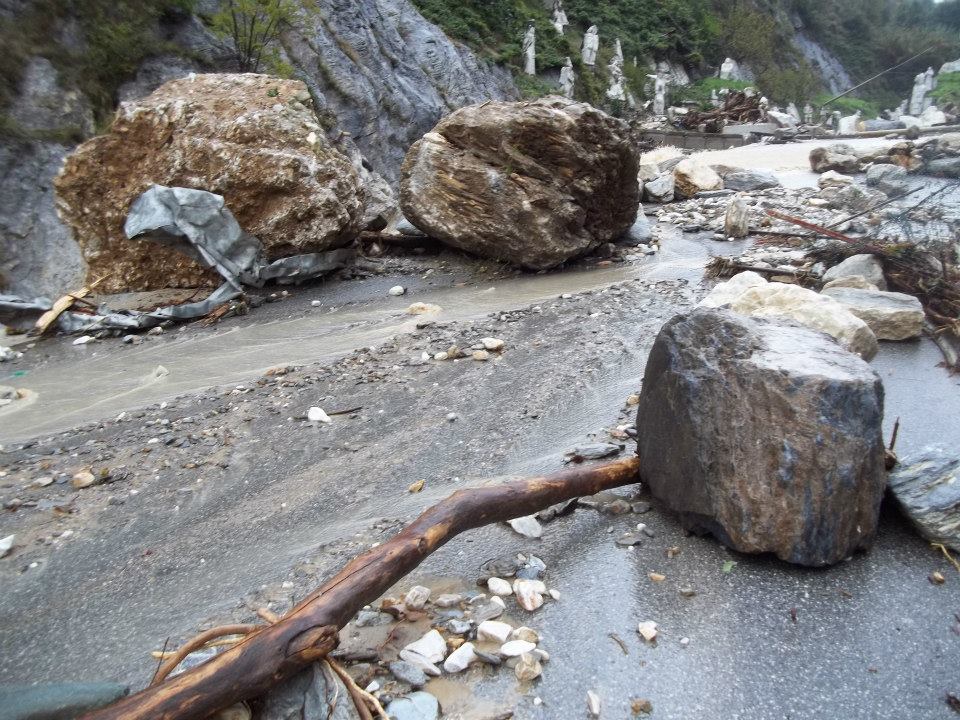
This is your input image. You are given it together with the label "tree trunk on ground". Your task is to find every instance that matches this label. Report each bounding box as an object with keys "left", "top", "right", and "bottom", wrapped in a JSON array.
[{"left": 82, "top": 456, "right": 641, "bottom": 720}]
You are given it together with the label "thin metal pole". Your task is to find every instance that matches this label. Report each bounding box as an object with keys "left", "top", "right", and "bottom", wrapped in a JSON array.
[{"left": 821, "top": 46, "right": 936, "bottom": 106}]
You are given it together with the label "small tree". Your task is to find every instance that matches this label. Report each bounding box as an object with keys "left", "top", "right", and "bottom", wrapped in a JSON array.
[{"left": 211, "top": 0, "right": 296, "bottom": 73}]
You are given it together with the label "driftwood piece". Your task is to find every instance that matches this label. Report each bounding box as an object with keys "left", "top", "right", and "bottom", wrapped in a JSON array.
[
  {"left": 32, "top": 275, "right": 108, "bottom": 336},
  {"left": 83, "top": 456, "right": 641, "bottom": 720}
]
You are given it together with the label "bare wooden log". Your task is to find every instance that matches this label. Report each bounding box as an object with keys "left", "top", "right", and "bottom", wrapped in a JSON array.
[{"left": 82, "top": 456, "right": 641, "bottom": 720}]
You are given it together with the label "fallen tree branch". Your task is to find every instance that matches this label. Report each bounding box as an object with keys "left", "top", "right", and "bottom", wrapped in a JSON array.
[
  {"left": 82, "top": 456, "right": 641, "bottom": 720},
  {"left": 151, "top": 624, "right": 258, "bottom": 685}
]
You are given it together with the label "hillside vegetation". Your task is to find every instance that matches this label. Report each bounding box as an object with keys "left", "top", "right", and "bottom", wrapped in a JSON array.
[{"left": 412, "top": 0, "right": 960, "bottom": 111}]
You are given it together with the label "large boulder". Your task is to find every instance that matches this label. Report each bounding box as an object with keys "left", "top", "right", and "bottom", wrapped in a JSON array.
[
  {"left": 643, "top": 174, "right": 675, "bottom": 204},
  {"left": 636, "top": 307, "right": 886, "bottom": 566},
  {"left": 810, "top": 144, "right": 859, "bottom": 174},
  {"left": 887, "top": 448, "right": 960, "bottom": 552},
  {"left": 865, "top": 164, "right": 909, "bottom": 196},
  {"left": 55, "top": 74, "right": 364, "bottom": 293},
  {"left": 704, "top": 274, "right": 879, "bottom": 360},
  {"left": 722, "top": 169, "right": 780, "bottom": 192},
  {"left": 399, "top": 97, "right": 639, "bottom": 269},
  {"left": 821, "top": 287, "right": 923, "bottom": 340},
  {"left": 672, "top": 159, "right": 723, "bottom": 199},
  {"left": 822, "top": 253, "right": 886, "bottom": 289}
]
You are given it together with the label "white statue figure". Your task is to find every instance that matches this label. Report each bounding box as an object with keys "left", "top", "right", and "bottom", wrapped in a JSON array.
[
  {"left": 559, "top": 56, "right": 575, "bottom": 99},
  {"left": 581, "top": 25, "right": 599, "bottom": 66},
  {"left": 606, "top": 54, "right": 626, "bottom": 102},
  {"left": 613, "top": 38, "right": 624, "bottom": 63},
  {"left": 522, "top": 22, "right": 536, "bottom": 76},
  {"left": 552, "top": 0, "right": 568, "bottom": 35},
  {"left": 710, "top": 89, "right": 720, "bottom": 108},
  {"left": 786, "top": 102, "right": 801, "bottom": 123},
  {"left": 646, "top": 73, "right": 668, "bottom": 116},
  {"left": 719, "top": 57, "right": 739, "bottom": 81},
  {"left": 909, "top": 71, "right": 927, "bottom": 115},
  {"left": 803, "top": 103, "right": 814, "bottom": 124},
  {"left": 923, "top": 66, "right": 937, "bottom": 111}
]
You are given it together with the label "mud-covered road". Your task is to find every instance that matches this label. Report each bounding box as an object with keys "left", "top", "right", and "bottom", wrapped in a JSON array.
[{"left": 1, "top": 141, "right": 958, "bottom": 719}]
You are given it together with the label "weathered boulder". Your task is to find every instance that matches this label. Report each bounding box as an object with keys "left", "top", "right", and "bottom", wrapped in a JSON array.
[
  {"left": 822, "top": 275, "right": 877, "bottom": 291},
  {"left": 724, "top": 196, "right": 750, "bottom": 238},
  {"left": 55, "top": 74, "right": 364, "bottom": 293},
  {"left": 865, "top": 164, "right": 909, "bottom": 196},
  {"left": 821, "top": 287, "right": 923, "bottom": 340},
  {"left": 925, "top": 157, "right": 960, "bottom": 178},
  {"left": 810, "top": 144, "right": 859, "bottom": 174},
  {"left": 700, "top": 271, "right": 767, "bottom": 308},
  {"left": 637, "top": 163, "right": 661, "bottom": 182},
  {"left": 728, "top": 281, "right": 879, "bottom": 360},
  {"left": 399, "top": 97, "right": 639, "bottom": 269},
  {"left": 822, "top": 254, "right": 886, "bottom": 290},
  {"left": 817, "top": 170, "right": 854, "bottom": 189},
  {"left": 722, "top": 169, "right": 780, "bottom": 192},
  {"left": 619, "top": 207, "right": 652, "bottom": 244},
  {"left": 673, "top": 159, "right": 723, "bottom": 199},
  {"left": 636, "top": 307, "right": 886, "bottom": 566},
  {"left": 887, "top": 448, "right": 960, "bottom": 552},
  {"left": 643, "top": 174, "right": 675, "bottom": 203}
]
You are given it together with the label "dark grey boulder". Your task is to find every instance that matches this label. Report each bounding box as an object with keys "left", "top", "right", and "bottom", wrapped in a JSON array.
[
  {"left": 722, "top": 170, "right": 781, "bottom": 192},
  {"left": 887, "top": 448, "right": 960, "bottom": 552},
  {"left": 865, "top": 164, "right": 909, "bottom": 195},
  {"left": 636, "top": 307, "right": 886, "bottom": 566},
  {"left": 924, "top": 157, "right": 960, "bottom": 178}
]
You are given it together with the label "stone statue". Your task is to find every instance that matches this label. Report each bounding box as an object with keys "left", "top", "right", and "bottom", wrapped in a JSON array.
[
  {"left": 909, "top": 71, "right": 927, "bottom": 115},
  {"left": 559, "top": 56, "right": 575, "bottom": 99},
  {"left": 646, "top": 72, "right": 668, "bottom": 115},
  {"left": 923, "top": 66, "right": 937, "bottom": 111},
  {"left": 613, "top": 38, "right": 624, "bottom": 63},
  {"left": 581, "top": 25, "right": 599, "bottom": 66},
  {"left": 607, "top": 55, "right": 626, "bottom": 102},
  {"left": 719, "top": 57, "right": 740, "bottom": 81},
  {"left": 803, "top": 103, "right": 814, "bottom": 124},
  {"left": 522, "top": 22, "right": 536, "bottom": 76},
  {"left": 710, "top": 89, "right": 720, "bottom": 108},
  {"left": 552, "top": 0, "right": 568, "bottom": 35}
]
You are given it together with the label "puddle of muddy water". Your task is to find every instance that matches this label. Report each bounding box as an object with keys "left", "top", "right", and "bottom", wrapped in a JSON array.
[{"left": 0, "top": 231, "right": 743, "bottom": 443}]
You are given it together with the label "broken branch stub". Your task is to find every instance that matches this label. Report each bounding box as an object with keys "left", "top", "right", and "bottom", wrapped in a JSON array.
[{"left": 81, "top": 456, "right": 641, "bottom": 720}]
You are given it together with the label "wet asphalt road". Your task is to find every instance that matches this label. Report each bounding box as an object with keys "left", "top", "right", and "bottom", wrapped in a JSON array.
[{"left": 1, "top": 221, "right": 958, "bottom": 716}]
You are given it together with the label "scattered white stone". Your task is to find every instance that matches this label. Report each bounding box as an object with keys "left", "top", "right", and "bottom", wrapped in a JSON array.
[
  {"left": 446, "top": 412, "right": 458, "bottom": 421},
  {"left": 548, "top": 588, "right": 561, "bottom": 601},
  {"left": 29, "top": 476, "right": 53, "bottom": 488},
  {"left": 311, "top": 300, "right": 322, "bottom": 307},
  {"left": 472, "top": 350, "right": 490, "bottom": 361},
  {"left": 514, "top": 652, "right": 542, "bottom": 681},
  {"left": 388, "top": 285, "right": 406, "bottom": 296},
  {"left": 307, "top": 407, "right": 332, "bottom": 424},
  {"left": 400, "top": 629, "right": 446, "bottom": 675},
  {"left": 507, "top": 515, "right": 542, "bottom": 538},
  {"left": 433, "top": 352, "right": 449, "bottom": 361},
  {"left": 487, "top": 577, "right": 513, "bottom": 596},
  {"left": 500, "top": 640, "right": 536, "bottom": 657},
  {"left": 511, "top": 626, "right": 540, "bottom": 644},
  {"left": 587, "top": 690, "right": 602, "bottom": 717},
  {"left": 680, "top": 637, "right": 691, "bottom": 647},
  {"left": 421, "top": 352, "right": 431, "bottom": 361},
  {"left": 513, "top": 579, "right": 545, "bottom": 612},
  {"left": 481, "top": 337, "right": 505, "bottom": 351},
  {"left": 477, "top": 620, "right": 513, "bottom": 643},
  {"left": 73, "top": 335, "right": 95, "bottom": 345},
  {"left": 0, "top": 534, "right": 14, "bottom": 558},
  {"left": 71, "top": 470, "right": 97, "bottom": 489},
  {"left": 443, "top": 642, "right": 477, "bottom": 673},
  {"left": 434, "top": 593, "right": 462, "bottom": 608},
  {"left": 637, "top": 620, "right": 658, "bottom": 642},
  {"left": 404, "top": 585, "right": 431, "bottom": 610}
]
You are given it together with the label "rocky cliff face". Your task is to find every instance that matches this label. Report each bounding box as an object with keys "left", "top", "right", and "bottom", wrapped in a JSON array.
[
  {"left": 0, "top": 0, "right": 517, "bottom": 298},
  {"left": 283, "top": 0, "right": 518, "bottom": 186}
]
